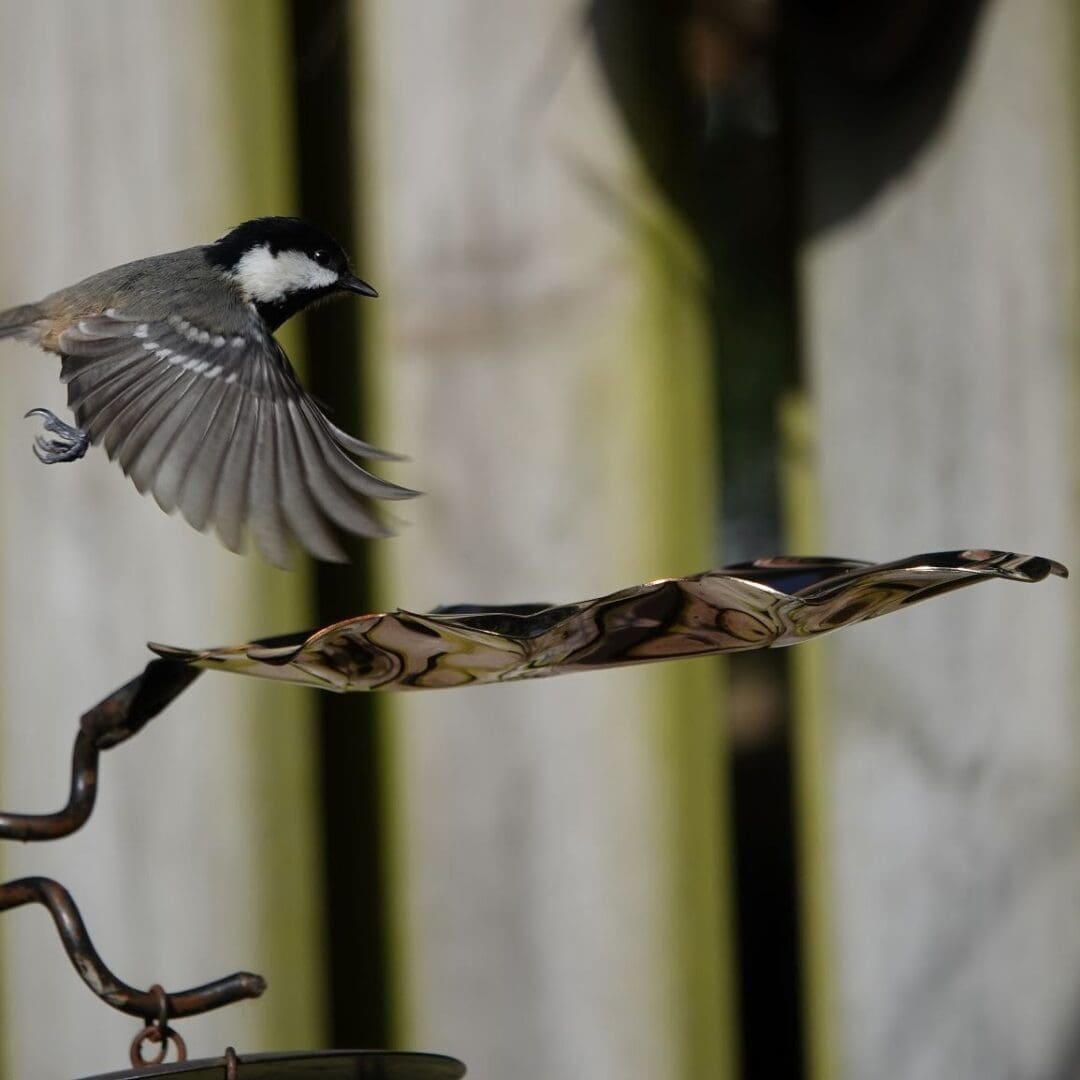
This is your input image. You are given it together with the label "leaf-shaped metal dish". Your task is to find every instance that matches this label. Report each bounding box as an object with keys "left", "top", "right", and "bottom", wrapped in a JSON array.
[
  {"left": 81, "top": 1048, "right": 466, "bottom": 1079},
  {"left": 150, "top": 550, "right": 1066, "bottom": 693}
]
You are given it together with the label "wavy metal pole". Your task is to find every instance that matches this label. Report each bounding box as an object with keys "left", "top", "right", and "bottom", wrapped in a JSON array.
[
  {"left": 0, "top": 659, "right": 254, "bottom": 1067},
  {"left": 0, "top": 876, "right": 265, "bottom": 1020},
  {"left": 0, "top": 659, "right": 202, "bottom": 842}
]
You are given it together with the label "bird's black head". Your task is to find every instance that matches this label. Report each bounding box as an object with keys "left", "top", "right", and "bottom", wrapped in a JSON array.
[{"left": 206, "top": 216, "right": 377, "bottom": 331}]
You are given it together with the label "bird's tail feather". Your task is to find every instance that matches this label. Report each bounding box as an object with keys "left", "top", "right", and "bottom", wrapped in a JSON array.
[{"left": 0, "top": 303, "right": 43, "bottom": 339}]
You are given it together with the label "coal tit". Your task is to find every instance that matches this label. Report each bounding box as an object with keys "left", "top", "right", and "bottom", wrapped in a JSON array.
[{"left": 0, "top": 216, "right": 416, "bottom": 566}]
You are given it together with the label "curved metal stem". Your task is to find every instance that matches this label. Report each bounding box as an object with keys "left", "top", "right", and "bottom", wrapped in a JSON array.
[
  {"left": 0, "top": 659, "right": 202, "bottom": 842},
  {"left": 0, "top": 877, "right": 265, "bottom": 1019},
  {"left": 0, "top": 730, "right": 99, "bottom": 842}
]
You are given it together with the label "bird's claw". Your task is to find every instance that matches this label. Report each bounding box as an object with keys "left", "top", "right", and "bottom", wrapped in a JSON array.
[{"left": 25, "top": 408, "right": 90, "bottom": 464}]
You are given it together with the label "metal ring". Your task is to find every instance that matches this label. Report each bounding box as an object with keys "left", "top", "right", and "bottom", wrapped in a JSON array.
[
  {"left": 129, "top": 988, "right": 188, "bottom": 1070},
  {"left": 129, "top": 1023, "right": 188, "bottom": 1068},
  {"left": 129, "top": 1024, "right": 166, "bottom": 1067}
]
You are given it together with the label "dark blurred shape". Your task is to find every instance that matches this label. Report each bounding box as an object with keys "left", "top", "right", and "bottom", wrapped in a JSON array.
[
  {"left": 586, "top": 0, "right": 704, "bottom": 220},
  {"left": 585, "top": 6, "right": 801, "bottom": 1075},
  {"left": 794, "top": 0, "right": 981, "bottom": 88},
  {"left": 728, "top": 662, "right": 803, "bottom": 1080},
  {"left": 789, "top": 0, "right": 987, "bottom": 235},
  {"left": 289, "top": 0, "right": 390, "bottom": 1052}
]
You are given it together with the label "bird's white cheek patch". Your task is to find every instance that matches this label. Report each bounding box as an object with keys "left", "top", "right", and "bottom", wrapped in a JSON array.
[{"left": 229, "top": 244, "right": 338, "bottom": 302}]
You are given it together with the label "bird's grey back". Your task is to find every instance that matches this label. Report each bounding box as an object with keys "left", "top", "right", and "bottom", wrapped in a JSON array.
[{"left": 39, "top": 246, "right": 257, "bottom": 335}]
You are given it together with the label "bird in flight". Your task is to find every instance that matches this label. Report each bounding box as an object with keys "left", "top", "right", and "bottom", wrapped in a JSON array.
[{"left": 0, "top": 216, "right": 416, "bottom": 566}]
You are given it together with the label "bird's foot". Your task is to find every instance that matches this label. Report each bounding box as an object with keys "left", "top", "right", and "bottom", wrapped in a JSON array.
[{"left": 25, "top": 408, "right": 90, "bottom": 464}]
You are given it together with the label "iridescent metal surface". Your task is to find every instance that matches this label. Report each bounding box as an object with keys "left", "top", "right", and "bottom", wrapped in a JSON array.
[{"left": 151, "top": 550, "right": 1066, "bottom": 693}]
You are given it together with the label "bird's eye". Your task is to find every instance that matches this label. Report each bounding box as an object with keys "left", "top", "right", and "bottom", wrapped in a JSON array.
[{"left": 313, "top": 249, "right": 331, "bottom": 266}]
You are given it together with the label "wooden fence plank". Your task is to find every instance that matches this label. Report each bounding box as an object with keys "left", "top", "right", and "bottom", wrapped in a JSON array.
[
  {"left": 357, "top": 2, "right": 733, "bottom": 1077},
  {"left": 797, "top": 2, "right": 1080, "bottom": 1076}
]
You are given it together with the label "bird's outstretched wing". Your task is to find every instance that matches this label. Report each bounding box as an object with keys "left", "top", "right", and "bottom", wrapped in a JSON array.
[{"left": 58, "top": 311, "right": 416, "bottom": 566}]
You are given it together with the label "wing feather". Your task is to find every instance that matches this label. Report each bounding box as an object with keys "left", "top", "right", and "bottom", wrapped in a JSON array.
[
  {"left": 109, "top": 367, "right": 199, "bottom": 464},
  {"left": 164, "top": 368, "right": 223, "bottom": 452},
  {"left": 210, "top": 393, "right": 258, "bottom": 553},
  {"left": 175, "top": 383, "right": 239, "bottom": 530},
  {"left": 288, "top": 400, "right": 389, "bottom": 537},
  {"left": 126, "top": 375, "right": 215, "bottom": 497},
  {"left": 115, "top": 365, "right": 195, "bottom": 475},
  {"left": 88, "top": 360, "right": 176, "bottom": 447},
  {"left": 54, "top": 312, "right": 417, "bottom": 563},
  {"left": 64, "top": 348, "right": 154, "bottom": 419},
  {"left": 273, "top": 399, "right": 348, "bottom": 562},
  {"left": 245, "top": 397, "right": 293, "bottom": 567},
  {"left": 136, "top": 374, "right": 218, "bottom": 511},
  {"left": 63, "top": 345, "right": 146, "bottom": 394},
  {"left": 322, "top": 416, "right": 406, "bottom": 462},
  {"left": 298, "top": 397, "right": 417, "bottom": 500}
]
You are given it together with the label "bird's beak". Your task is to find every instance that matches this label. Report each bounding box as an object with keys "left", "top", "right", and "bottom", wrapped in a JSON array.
[{"left": 341, "top": 273, "right": 379, "bottom": 298}]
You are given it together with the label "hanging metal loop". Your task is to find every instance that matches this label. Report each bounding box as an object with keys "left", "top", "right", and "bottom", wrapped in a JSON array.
[{"left": 128, "top": 983, "right": 189, "bottom": 1068}]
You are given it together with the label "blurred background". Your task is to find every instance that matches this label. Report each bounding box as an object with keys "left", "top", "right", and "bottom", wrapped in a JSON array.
[{"left": 0, "top": 1, "right": 1077, "bottom": 1078}]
